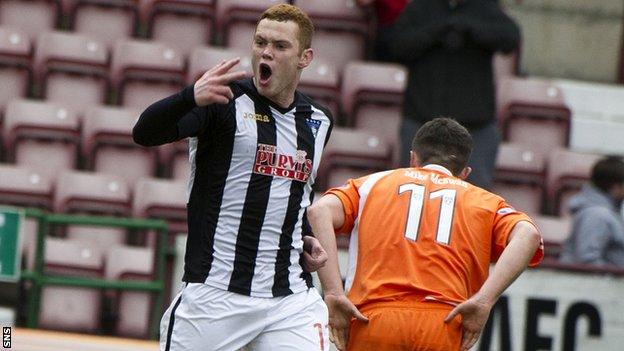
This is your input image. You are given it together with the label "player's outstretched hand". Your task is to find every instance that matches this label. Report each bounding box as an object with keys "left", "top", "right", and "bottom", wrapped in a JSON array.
[
  {"left": 194, "top": 57, "right": 249, "bottom": 106},
  {"left": 302, "top": 236, "right": 328, "bottom": 272},
  {"left": 444, "top": 296, "right": 492, "bottom": 351},
  {"left": 324, "top": 293, "right": 368, "bottom": 351}
]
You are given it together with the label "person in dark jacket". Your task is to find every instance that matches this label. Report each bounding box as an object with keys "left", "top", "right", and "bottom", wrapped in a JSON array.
[
  {"left": 391, "top": 0, "right": 520, "bottom": 189},
  {"left": 560, "top": 156, "right": 624, "bottom": 267}
]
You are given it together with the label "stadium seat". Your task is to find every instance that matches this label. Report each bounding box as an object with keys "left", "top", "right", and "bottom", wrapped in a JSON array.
[
  {"left": 533, "top": 214, "right": 571, "bottom": 260},
  {"left": 39, "top": 237, "right": 104, "bottom": 333},
  {"left": 33, "top": 31, "right": 109, "bottom": 113},
  {"left": 133, "top": 177, "right": 187, "bottom": 233},
  {"left": 0, "top": 27, "right": 31, "bottom": 115},
  {"left": 354, "top": 105, "right": 402, "bottom": 167},
  {"left": 187, "top": 45, "right": 251, "bottom": 84},
  {"left": 0, "top": 163, "right": 53, "bottom": 270},
  {"left": 546, "top": 148, "right": 601, "bottom": 216},
  {"left": 295, "top": 0, "right": 370, "bottom": 73},
  {"left": 140, "top": 0, "right": 215, "bottom": 55},
  {"left": 82, "top": 106, "right": 157, "bottom": 187},
  {"left": 158, "top": 138, "right": 189, "bottom": 180},
  {"left": 0, "top": 0, "right": 61, "bottom": 39},
  {"left": 3, "top": 99, "right": 80, "bottom": 178},
  {"left": 64, "top": 0, "right": 139, "bottom": 48},
  {"left": 55, "top": 170, "right": 131, "bottom": 247},
  {"left": 493, "top": 51, "right": 517, "bottom": 83},
  {"left": 317, "top": 127, "right": 391, "bottom": 190},
  {"left": 105, "top": 245, "right": 154, "bottom": 338},
  {"left": 492, "top": 142, "right": 546, "bottom": 215},
  {"left": 111, "top": 39, "right": 185, "bottom": 110},
  {"left": 215, "top": 0, "right": 287, "bottom": 49},
  {"left": 299, "top": 58, "right": 340, "bottom": 119},
  {"left": 341, "top": 61, "right": 407, "bottom": 126},
  {"left": 497, "top": 76, "right": 571, "bottom": 156},
  {"left": 326, "top": 167, "right": 369, "bottom": 190}
]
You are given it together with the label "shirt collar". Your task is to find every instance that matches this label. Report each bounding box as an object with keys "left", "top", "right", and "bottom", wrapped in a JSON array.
[{"left": 422, "top": 164, "right": 453, "bottom": 176}]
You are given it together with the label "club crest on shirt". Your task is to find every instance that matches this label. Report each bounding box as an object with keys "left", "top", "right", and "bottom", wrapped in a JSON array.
[
  {"left": 305, "top": 118, "right": 321, "bottom": 138},
  {"left": 253, "top": 144, "right": 313, "bottom": 182},
  {"left": 497, "top": 207, "right": 517, "bottom": 215}
]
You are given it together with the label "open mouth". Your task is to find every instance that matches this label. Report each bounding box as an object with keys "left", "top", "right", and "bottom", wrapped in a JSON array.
[{"left": 259, "top": 63, "right": 272, "bottom": 85}]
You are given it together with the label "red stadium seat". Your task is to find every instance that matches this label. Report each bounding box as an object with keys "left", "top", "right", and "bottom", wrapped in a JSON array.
[
  {"left": 215, "top": 0, "right": 287, "bottom": 49},
  {"left": 0, "top": 163, "right": 53, "bottom": 270},
  {"left": 55, "top": 170, "right": 131, "bottom": 248},
  {"left": 111, "top": 39, "right": 185, "bottom": 110},
  {"left": 133, "top": 177, "right": 187, "bottom": 233},
  {"left": 341, "top": 61, "right": 406, "bottom": 126},
  {"left": 39, "top": 237, "right": 104, "bottom": 333},
  {"left": 140, "top": 0, "right": 215, "bottom": 55},
  {"left": 3, "top": 99, "right": 80, "bottom": 178},
  {"left": 0, "top": 27, "right": 31, "bottom": 115},
  {"left": 546, "top": 148, "right": 601, "bottom": 216},
  {"left": 317, "top": 127, "right": 391, "bottom": 190},
  {"left": 354, "top": 105, "right": 402, "bottom": 167},
  {"left": 299, "top": 58, "right": 340, "bottom": 118},
  {"left": 532, "top": 214, "right": 571, "bottom": 260},
  {"left": 33, "top": 31, "right": 109, "bottom": 113},
  {"left": 63, "top": 0, "right": 139, "bottom": 48},
  {"left": 0, "top": 0, "right": 61, "bottom": 39},
  {"left": 295, "top": 0, "right": 371, "bottom": 72},
  {"left": 187, "top": 45, "right": 251, "bottom": 84},
  {"left": 497, "top": 77, "right": 571, "bottom": 156},
  {"left": 158, "top": 138, "right": 189, "bottom": 180},
  {"left": 105, "top": 245, "right": 154, "bottom": 338},
  {"left": 492, "top": 142, "right": 546, "bottom": 215},
  {"left": 82, "top": 106, "right": 157, "bottom": 187}
]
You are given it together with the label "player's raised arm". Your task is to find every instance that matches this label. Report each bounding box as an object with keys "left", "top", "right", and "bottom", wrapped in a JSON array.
[{"left": 132, "top": 57, "right": 249, "bottom": 147}]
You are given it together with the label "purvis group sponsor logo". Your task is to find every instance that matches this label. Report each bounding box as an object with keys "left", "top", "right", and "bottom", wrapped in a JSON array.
[{"left": 253, "top": 144, "right": 312, "bottom": 182}]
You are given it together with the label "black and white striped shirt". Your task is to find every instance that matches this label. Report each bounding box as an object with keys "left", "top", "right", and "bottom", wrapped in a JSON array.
[{"left": 133, "top": 78, "right": 333, "bottom": 297}]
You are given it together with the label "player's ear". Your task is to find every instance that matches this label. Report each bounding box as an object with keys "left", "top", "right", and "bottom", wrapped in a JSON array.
[
  {"left": 410, "top": 151, "right": 420, "bottom": 168},
  {"left": 458, "top": 166, "right": 472, "bottom": 179},
  {"left": 298, "top": 48, "right": 313, "bottom": 69}
]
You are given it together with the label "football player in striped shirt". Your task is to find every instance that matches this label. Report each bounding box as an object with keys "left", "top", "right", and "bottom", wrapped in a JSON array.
[{"left": 133, "top": 4, "right": 334, "bottom": 351}]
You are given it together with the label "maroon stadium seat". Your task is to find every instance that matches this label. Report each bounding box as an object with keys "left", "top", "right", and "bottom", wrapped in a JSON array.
[
  {"left": 0, "top": 27, "right": 31, "bottom": 115},
  {"left": 82, "top": 106, "right": 157, "bottom": 187},
  {"left": 55, "top": 170, "right": 131, "bottom": 248},
  {"left": 158, "top": 138, "right": 189, "bottom": 180},
  {"left": 63, "top": 0, "right": 139, "bottom": 48},
  {"left": 0, "top": 0, "right": 61, "bottom": 39},
  {"left": 140, "top": 0, "right": 215, "bottom": 55},
  {"left": 111, "top": 39, "right": 185, "bottom": 110},
  {"left": 533, "top": 214, "right": 571, "bottom": 260},
  {"left": 33, "top": 31, "right": 109, "bottom": 113},
  {"left": 491, "top": 142, "right": 546, "bottom": 215},
  {"left": 187, "top": 45, "right": 251, "bottom": 84},
  {"left": 341, "top": 61, "right": 406, "bottom": 126},
  {"left": 295, "top": 0, "right": 371, "bottom": 73},
  {"left": 215, "top": 0, "right": 287, "bottom": 49},
  {"left": 354, "top": 105, "right": 402, "bottom": 168},
  {"left": 3, "top": 99, "right": 79, "bottom": 178},
  {"left": 0, "top": 163, "right": 53, "bottom": 270},
  {"left": 546, "top": 148, "right": 601, "bottom": 216},
  {"left": 105, "top": 244, "right": 154, "bottom": 338},
  {"left": 497, "top": 77, "right": 571, "bottom": 156},
  {"left": 133, "top": 177, "right": 187, "bottom": 234},
  {"left": 317, "top": 127, "right": 391, "bottom": 190},
  {"left": 299, "top": 58, "right": 340, "bottom": 118},
  {"left": 39, "top": 237, "right": 104, "bottom": 333}
]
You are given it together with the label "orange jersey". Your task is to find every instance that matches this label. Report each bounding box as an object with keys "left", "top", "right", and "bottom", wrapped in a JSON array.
[{"left": 326, "top": 165, "right": 544, "bottom": 309}]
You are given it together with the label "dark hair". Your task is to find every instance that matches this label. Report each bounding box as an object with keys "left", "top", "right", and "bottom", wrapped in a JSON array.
[
  {"left": 411, "top": 117, "right": 473, "bottom": 175},
  {"left": 591, "top": 156, "right": 624, "bottom": 193}
]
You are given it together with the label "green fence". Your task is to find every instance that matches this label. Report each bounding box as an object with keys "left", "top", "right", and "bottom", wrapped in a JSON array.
[{"left": 19, "top": 208, "right": 169, "bottom": 339}]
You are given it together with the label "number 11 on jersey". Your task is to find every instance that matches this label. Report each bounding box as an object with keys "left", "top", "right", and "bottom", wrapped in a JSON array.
[{"left": 398, "top": 183, "right": 456, "bottom": 245}]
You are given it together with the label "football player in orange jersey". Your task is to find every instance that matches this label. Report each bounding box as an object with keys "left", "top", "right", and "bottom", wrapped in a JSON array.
[{"left": 310, "top": 117, "right": 543, "bottom": 351}]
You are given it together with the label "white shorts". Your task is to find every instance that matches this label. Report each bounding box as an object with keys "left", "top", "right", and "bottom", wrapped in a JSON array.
[{"left": 160, "top": 283, "right": 329, "bottom": 351}]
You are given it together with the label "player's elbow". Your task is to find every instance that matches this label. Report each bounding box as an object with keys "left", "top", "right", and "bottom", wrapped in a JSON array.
[
  {"left": 516, "top": 221, "right": 541, "bottom": 249},
  {"left": 307, "top": 201, "right": 328, "bottom": 223}
]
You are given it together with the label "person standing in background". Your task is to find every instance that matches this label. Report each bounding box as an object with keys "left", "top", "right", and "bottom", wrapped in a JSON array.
[
  {"left": 392, "top": 0, "right": 520, "bottom": 189},
  {"left": 355, "top": 0, "right": 408, "bottom": 62}
]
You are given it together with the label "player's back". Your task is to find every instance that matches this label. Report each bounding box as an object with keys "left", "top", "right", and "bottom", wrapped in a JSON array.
[{"left": 337, "top": 165, "right": 531, "bottom": 309}]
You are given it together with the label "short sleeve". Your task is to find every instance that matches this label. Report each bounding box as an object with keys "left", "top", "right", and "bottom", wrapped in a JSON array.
[
  {"left": 491, "top": 202, "right": 544, "bottom": 266},
  {"left": 324, "top": 176, "right": 368, "bottom": 234}
]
